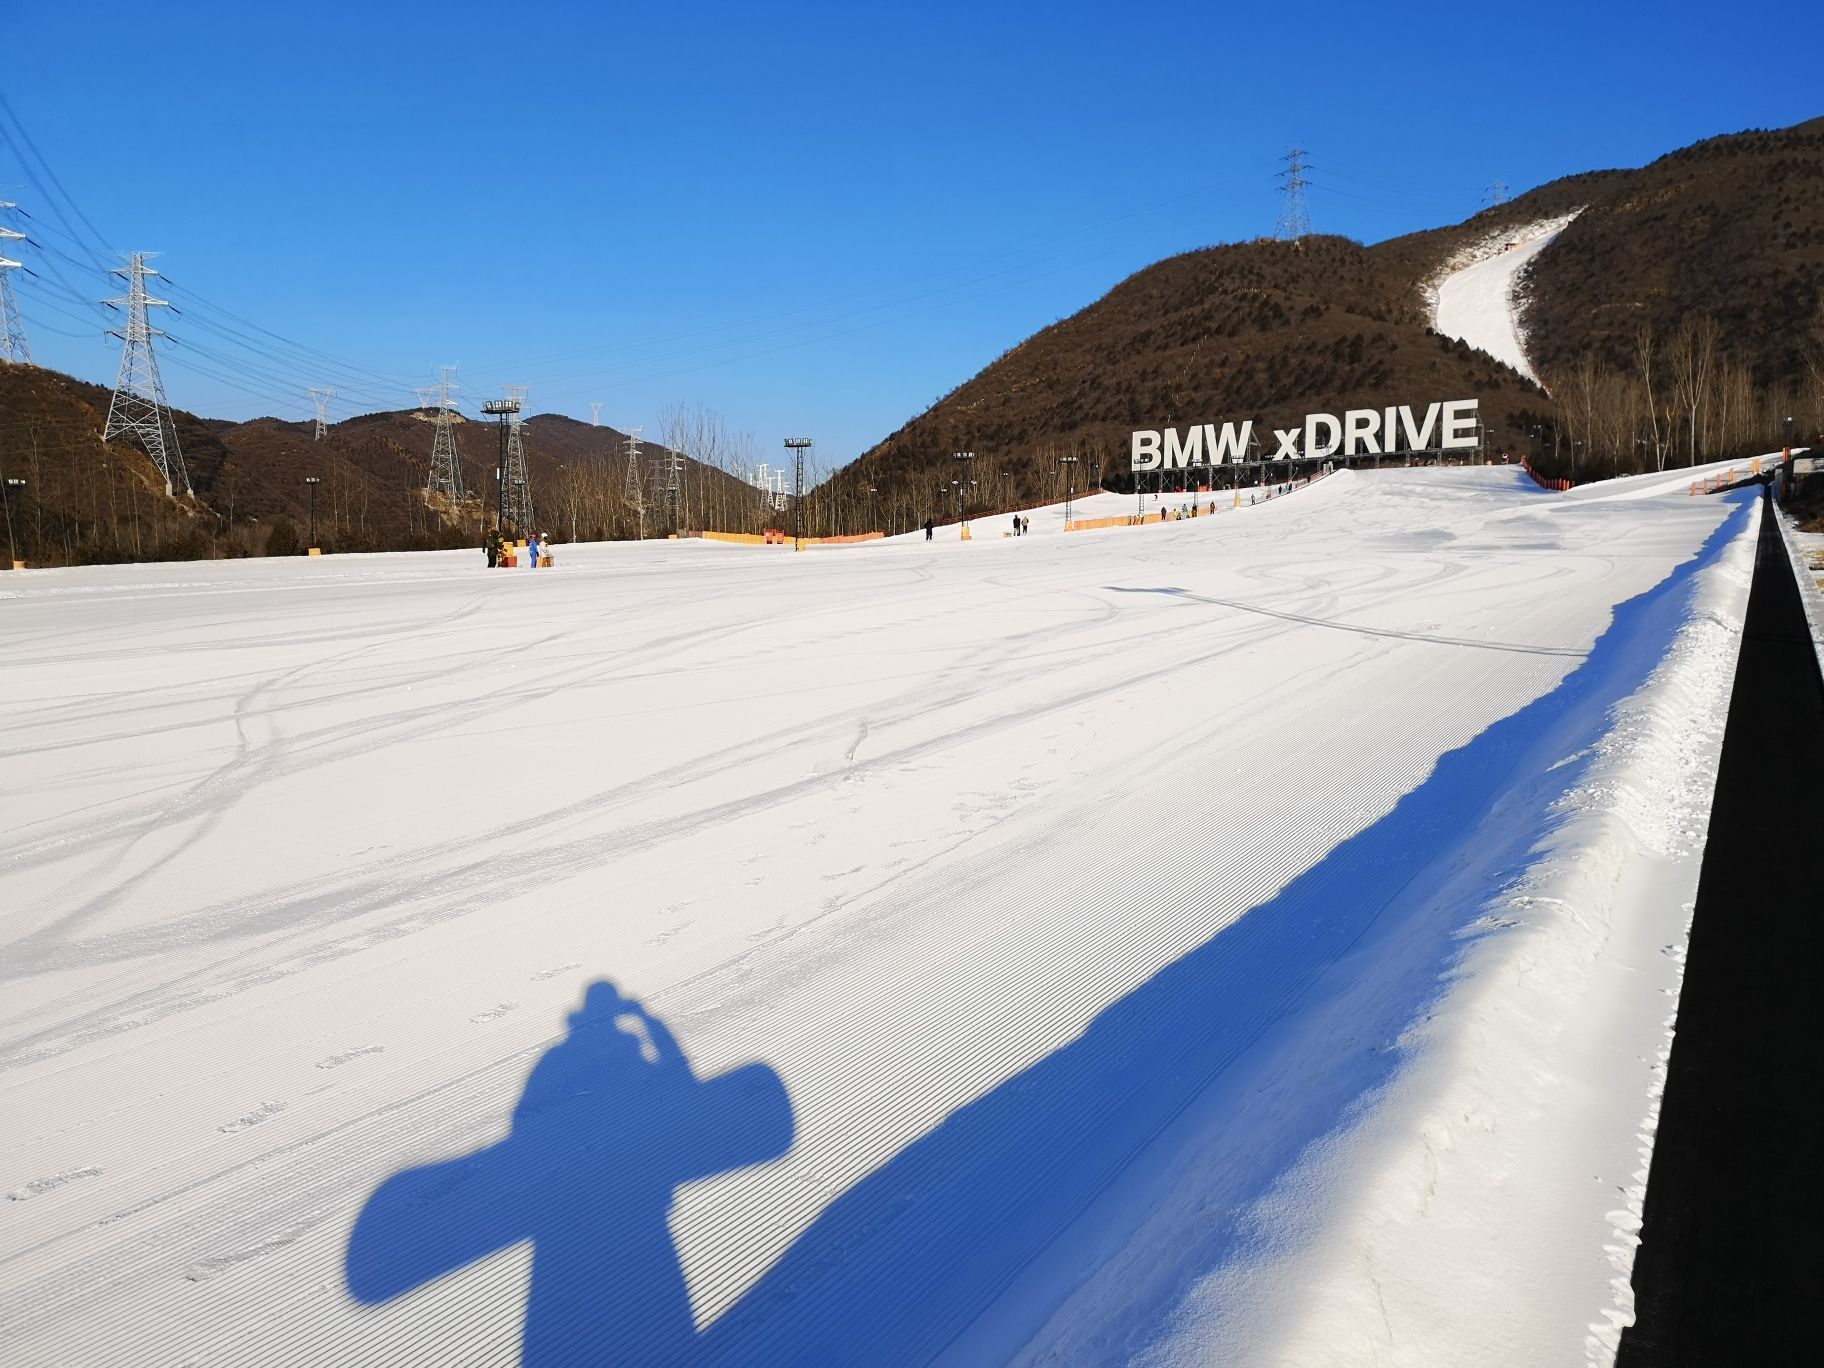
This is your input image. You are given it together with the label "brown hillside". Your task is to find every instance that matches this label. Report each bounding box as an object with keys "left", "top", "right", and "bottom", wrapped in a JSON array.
[
  {"left": 832, "top": 234, "right": 1553, "bottom": 529},
  {"left": 1368, "top": 169, "right": 1632, "bottom": 294},
  {"left": 0, "top": 360, "right": 773, "bottom": 565},
  {"left": 830, "top": 118, "right": 1824, "bottom": 520},
  {"left": 1520, "top": 117, "right": 1824, "bottom": 388}
]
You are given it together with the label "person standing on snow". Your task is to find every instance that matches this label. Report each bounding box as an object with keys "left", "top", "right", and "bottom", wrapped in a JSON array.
[
  {"left": 924, "top": 517, "right": 934, "bottom": 541},
  {"left": 526, "top": 531, "right": 541, "bottom": 568}
]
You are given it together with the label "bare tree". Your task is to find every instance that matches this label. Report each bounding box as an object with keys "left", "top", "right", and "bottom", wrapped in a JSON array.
[{"left": 1668, "top": 313, "right": 1720, "bottom": 465}]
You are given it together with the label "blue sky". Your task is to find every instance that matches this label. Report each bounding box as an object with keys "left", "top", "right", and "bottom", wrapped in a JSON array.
[{"left": 3, "top": 0, "right": 1817, "bottom": 464}]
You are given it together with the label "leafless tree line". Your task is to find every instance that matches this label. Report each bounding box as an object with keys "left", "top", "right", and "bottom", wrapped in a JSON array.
[{"left": 1547, "top": 312, "right": 1822, "bottom": 477}]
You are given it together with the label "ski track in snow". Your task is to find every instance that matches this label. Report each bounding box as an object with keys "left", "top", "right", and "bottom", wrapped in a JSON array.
[
  {"left": 0, "top": 465, "right": 1758, "bottom": 1365},
  {"left": 1432, "top": 214, "right": 1578, "bottom": 385}
]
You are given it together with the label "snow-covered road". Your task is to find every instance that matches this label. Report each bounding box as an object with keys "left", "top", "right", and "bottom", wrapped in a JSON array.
[{"left": 0, "top": 466, "right": 1755, "bottom": 1365}]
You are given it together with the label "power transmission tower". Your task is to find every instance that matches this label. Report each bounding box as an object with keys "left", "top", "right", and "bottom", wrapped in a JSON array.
[
  {"left": 622, "top": 426, "right": 645, "bottom": 537},
  {"left": 589, "top": 402, "right": 602, "bottom": 427},
  {"left": 102, "top": 252, "right": 189, "bottom": 497},
  {"left": 661, "top": 438, "right": 684, "bottom": 528},
  {"left": 425, "top": 366, "right": 464, "bottom": 503},
  {"left": 413, "top": 385, "right": 437, "bottom": 411},
  {"left": 309, "top": 386, "right": 335, "bottom": 441},
  {"left": 1486, "top": 180, "right": 1507, "bottom": 209},
  {"left": 0, "top": 203, "right": 30, "bottom": 365},
  {"left": 501, "top": 383, "right": 535, "bottom": 534},
  {"left": 1275, "top": 147, "right": 1312, "bottom": 241}
]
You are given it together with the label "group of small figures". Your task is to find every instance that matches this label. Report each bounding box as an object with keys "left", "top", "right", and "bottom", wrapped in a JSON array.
[{"left": 486, "top": 530, "right": 556, "bottom": 569}]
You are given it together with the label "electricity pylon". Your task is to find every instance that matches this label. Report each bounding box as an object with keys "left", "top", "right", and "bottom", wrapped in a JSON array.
[
  {"left": 661, "top": 441, "right": 684, "bottom": 527},
  {"left": 309, "top": 386, "right": 335, "bottom": 441},
  {"left": 501, "top": 383, "right": 535, "bottom": 534},
  {"left": 589, "top": 402, "right": 602, "bottom": 427},
  {"left": 413, "top": 385, "right": 437, "bottom": 411},
  {"left": 425, "top": 366, "right": 464, "bottom": 502},
  {"left": 1486, "top": 180, "right": 1507, "bottom": 209},
  {"left": 0, "top": 203, "right": 30, "bottom": 364},
  {"left": 1275, "top": 147, "right": 1312, "bottom": 241},
  {"left": 102, "top": 252, "right": 190, "bottom": 496},
  {"left": 622, "top": 426, "right": 645, "bottom": 537}
]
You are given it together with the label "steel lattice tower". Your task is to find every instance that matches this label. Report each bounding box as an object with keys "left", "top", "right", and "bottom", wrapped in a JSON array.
[
  {"left": 1275, "top": 147, "right": 1312, "bottom": 241},
  {"left": 661, "top": 441, "right": 684, "bottom": 526},
  {"left": 309, "top": 386, "right": 335, "bottom": 441},
  {"left": 425, "top": 367, "right": 464, "bottom": 502},
  {"left": 102, "top": 253, "right": 190, "bottom": 496},
  {"left": 622, "top": 425, "right": 645, "bottom": 518},
  {"left": 501, "top": 383, "right": 535, "bottom": 534},
  {"left": 0, "top": 203, "right": 30, "bottom": 365}
]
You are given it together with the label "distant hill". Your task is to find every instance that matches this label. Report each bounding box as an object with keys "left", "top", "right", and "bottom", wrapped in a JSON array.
[
  {"left": 4, "top": 118, "right": 1820, "bottom": 565},
  {"left": 0, "top": 361, "right": 773, "bottom": 565},
  {"left": 829, "top": 232, "right": 1556, "bottom": 529},
  {"left": 831, "top": 118, "right": 1824, "bottom": 522}
]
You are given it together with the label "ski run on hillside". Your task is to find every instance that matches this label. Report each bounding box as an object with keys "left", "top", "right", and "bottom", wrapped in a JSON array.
[{"left": 1, "top": 462, "right": 1761, "bottom": 1366}]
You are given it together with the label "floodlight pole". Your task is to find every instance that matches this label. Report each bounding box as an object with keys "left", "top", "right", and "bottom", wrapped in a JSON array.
[
  {"left": 784, "top": 438, "right": 812, "bottom": 551},
  {"left": 303, "top": 475, "right": 321, "bottom": 549},
  {"left": 953, "top": 451, "right": 975, "bottom": 538},
  {"left": 2, "top": 475, "right": 22, "bottom": 567},
  {"left": 483, "top": 397, "right": 521, "bottom": 540},
  {"left": 1059, "top": 454, "right": 1079, "bottom": 529}
]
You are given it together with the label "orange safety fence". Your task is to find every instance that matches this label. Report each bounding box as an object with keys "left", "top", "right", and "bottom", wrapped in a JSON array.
[
  {"left": 1688, "top": 467, "right": 1742, "bottom": 496},
  {"left": 1519, "top": 458, "right": 1573, "bottom": 492},
  {"left": 679, "top": 528, "right": 885, "bottom": 546}
]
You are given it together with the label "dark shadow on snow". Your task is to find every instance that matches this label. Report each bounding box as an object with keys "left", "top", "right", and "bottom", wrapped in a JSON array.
[
  {"left": 346, "top": 981, "right": 791, "bottom": 1364},
  {"left": 347, "top": 495, "right": 1749, "bottom": 1366}
]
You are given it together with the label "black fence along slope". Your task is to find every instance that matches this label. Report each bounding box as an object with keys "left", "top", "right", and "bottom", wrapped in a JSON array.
[{"left": 1616, "top": 490, "right": 1824, "bottom": 1366}]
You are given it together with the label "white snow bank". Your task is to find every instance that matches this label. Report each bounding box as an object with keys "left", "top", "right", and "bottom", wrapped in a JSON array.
[
  {"left": 1432, "top": 215, "right": 1577, "bottom": 385},
  {"left": 1114, "top": 493, "right": 1757, "bottom": 1368}
]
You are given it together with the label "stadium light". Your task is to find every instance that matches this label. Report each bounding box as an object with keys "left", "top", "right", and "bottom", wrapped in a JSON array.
[
  {"left": 302, "top": 475, "right": 322, "bottom": 549},
  {"left": 953, "top": 452, "right": 975, "bottom": 537},
  {"left": 2, "top": 475, "right": 23, "bottom": 567},
  {"left": 483, "top": 398, "right": 521, "bottom": 541}
]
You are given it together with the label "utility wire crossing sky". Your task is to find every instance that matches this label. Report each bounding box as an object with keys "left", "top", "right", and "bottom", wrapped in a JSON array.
[{"left": 1, "top": 0, "right": 1816, "bottom": 461}]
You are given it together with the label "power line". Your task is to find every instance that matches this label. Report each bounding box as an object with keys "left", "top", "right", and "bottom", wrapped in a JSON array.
[{"left": 0, "top": 93, "right": 114, "bottom": 263}]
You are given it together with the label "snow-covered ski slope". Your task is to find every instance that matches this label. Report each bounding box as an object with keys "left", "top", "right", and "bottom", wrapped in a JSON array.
[
  {"left": 1434, "top": 218, "right": 1574, "bottom": 384},
  {"left": 0, "top": 464, "right": 1758, "bottom": 1366}
]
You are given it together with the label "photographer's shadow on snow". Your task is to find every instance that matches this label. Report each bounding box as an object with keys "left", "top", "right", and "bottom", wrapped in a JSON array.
[{"left": 345, "top": 980, "right": 793, "bottom": 1365}]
